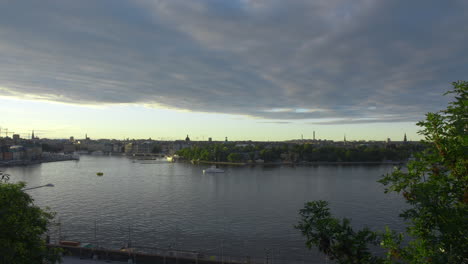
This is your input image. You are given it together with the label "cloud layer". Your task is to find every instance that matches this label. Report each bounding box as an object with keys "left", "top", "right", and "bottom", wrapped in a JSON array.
[{"left": 1, "top": 0, "right": 467, "bottom": 123}]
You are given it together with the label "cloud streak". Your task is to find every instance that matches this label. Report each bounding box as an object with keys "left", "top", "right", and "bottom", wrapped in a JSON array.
[{"left": 0, "top": 0, "right": 466, "bottom": 123}]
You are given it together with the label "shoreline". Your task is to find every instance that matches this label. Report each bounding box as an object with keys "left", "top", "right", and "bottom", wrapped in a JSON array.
[
  {"left": 0, "top": 156, "right": 79, "bottom": 167},
  {"left": 192, "top": 160, "right": 405, "bottom": 166}
]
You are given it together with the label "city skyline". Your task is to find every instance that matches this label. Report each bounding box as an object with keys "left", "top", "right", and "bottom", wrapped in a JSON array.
[{"left": 1, "top": 1, "right": 467, "bottom": 140}]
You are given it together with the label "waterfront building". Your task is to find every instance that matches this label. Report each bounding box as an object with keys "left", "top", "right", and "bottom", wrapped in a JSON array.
[
  {"left": 124, "top": 143, "right": 133, "bottom": 154},
  {"left": 103, "top": 143, "right": 113, "bottom": 153},
  {"left": 24, "top": 144, "right": 42, "bottom": 160},
  {"left": 87, "top": 143, "right": 105, "bottom": 152},
  {"left": 10, "top": 145, "right": 25, "bottom": 160},
  {"left": 134, "top": 142, "right": 152, "bottom": 154},
  {"left": 63, "top": 143, "right": 76, "bottom": 153},
  {"left": 0, "top": 145, "right": 7, "bottom": 161},
  {"left": 2, "top": 151, "right": 13, "bottom": 161},
  {"left": 112, "top": 143, "right": 123, "bottom": 153}
]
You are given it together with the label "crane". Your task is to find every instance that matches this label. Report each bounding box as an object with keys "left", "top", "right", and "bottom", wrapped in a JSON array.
[{"left": 4, "top": 128, "right": 14, "bottom": 137}]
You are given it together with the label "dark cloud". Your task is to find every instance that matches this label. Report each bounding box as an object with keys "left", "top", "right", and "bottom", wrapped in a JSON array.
[
  {"left": 0, "top": 0, "right": 466, "bottom": 123},
  {"left": 257, "top": 121, "right": 291, "bottom": 124},
  {"left": 307, "top": 117, "right": 414, "bottom": 125}
]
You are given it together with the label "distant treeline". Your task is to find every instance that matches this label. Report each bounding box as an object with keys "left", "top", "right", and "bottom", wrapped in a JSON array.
[{"left": 176, "top": 143, "right": 423, "bottom": 163}]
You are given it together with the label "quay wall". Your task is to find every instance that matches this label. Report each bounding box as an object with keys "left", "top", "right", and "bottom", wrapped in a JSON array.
[
  {"left": 48, "top": 244, "right": 251, "bottom": 264},
  {"left": 0, "top": 155, "right": 78, "bottom": 167},
  {"left": 192, "top": 160, "right": 404, "bottom": 166}
]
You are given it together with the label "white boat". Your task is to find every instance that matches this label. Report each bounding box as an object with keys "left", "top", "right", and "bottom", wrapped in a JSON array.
[
  {"left": 203, "top": 165, "right": 224, "bottom": 174},
  {"left": 167, "top": 154, "right": 179, "bottom": 162}
]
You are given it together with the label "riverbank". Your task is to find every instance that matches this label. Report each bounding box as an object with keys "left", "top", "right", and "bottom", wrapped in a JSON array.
[
  {"left": 49, "top": 244, "right": 251, "bottom": 264},
  {"left": 0, "top": 155, "right": 79, "bottom": 167},
  {"left": 192, "top": 160, "right": 405, "bottom": 166}
]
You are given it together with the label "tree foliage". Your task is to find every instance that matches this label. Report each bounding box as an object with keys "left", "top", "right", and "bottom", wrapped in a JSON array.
[
  {"left": 177, "top": 142, "right": 418, "bottom": 163},
  {"left": 0, "top": 171, "right": 61, "bottom": 264},
  {"left": 297, "top": 201, "right": 383, "bottom": 264},
  {"left": 296, "top": 81, "right": 468, "bottom": 263}
]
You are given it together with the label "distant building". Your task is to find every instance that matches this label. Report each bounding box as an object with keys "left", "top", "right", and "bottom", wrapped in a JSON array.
[
  {"left": 63, "top": 143, "right": 76, "bottom": 153},
  {"left": 103, "top": 143, "right": 113, "bottom": 153},
  {"left": 25, "top": 144, "right": 42, "bottom": 160},
  {"left": 0, "top": 145, "right": 9, "bottom": 161},
  {"left": 2, "top": 151, "right": 13, "bottom": 161},
  {"left": 113, "top": 144, "right": 123, "bottom": 153},
  {"left": 10, "top": 145, "right": 25, "bottom": 160},
  {"left": 124, "top": 143, "right": 133, "bottom": 154},
  {"left": 185, "top": 135, "right": 190, "bottom": 142},
  {"left": 135, "top": 142, "right": 152, "bottom": 154}
]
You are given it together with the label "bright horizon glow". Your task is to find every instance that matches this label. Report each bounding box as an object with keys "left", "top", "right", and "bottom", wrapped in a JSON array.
[{"left": 1, "top": 96, "right": 422, "bottom": 142}]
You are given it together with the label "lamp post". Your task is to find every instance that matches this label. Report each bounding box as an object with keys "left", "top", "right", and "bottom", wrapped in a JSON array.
[{"left": 22, "top": 183, "right": 54, "bottom": 191}]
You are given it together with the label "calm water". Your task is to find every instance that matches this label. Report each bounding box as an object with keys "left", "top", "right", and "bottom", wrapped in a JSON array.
[{"left": 5, "top": 155, "right": 406, "bottom": 263}]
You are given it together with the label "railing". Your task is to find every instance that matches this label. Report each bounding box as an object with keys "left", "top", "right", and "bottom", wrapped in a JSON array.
[{"left": 46, "top": 220, "right": 325, "bottom": 264}]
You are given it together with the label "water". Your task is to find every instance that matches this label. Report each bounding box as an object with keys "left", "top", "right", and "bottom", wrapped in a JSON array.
[{"left": 5, "top": 155, "right": 407, "bottom": 263}]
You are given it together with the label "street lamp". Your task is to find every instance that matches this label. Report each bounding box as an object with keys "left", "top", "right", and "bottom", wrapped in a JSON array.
[{"left": 22, "top": 183, "right": 55, "bottom": 191}]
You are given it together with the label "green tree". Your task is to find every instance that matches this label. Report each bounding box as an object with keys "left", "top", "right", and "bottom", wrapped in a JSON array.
[
  {"left": 297, "top": 201, "right": 383, "bottom": 264},
  {"left": 199, "top": 149, "right": 212, "bottom": 161},
  {"left": 227, "top": 153, "right": 243, "bottom": 162},
  {"left": 296, "top": 81, "right": 468, "bottom": 263},
  {"left": 0, "top": 171, "right": 61, "bottom": 264}
]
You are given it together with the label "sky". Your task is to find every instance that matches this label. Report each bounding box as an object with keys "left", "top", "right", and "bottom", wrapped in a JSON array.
[{"left": 1, "top": 0, "right": 467, "bottom": 141}]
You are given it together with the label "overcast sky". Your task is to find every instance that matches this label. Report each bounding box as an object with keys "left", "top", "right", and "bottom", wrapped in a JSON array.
[{"left": 1, "top": 0, "right": 466, "bottom": 140}]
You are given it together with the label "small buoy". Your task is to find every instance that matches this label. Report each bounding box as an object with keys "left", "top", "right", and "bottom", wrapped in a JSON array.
[{"left": 96, "top": 172, "right": 104, "bottom": 176}]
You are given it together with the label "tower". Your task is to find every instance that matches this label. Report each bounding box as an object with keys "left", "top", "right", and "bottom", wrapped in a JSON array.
[
  {"left": 31, "top": 130, "right": 35, "bottom": 140},
  {"left": 404, "top": 133, "right": 407, "bottom": 143},
  {"left": 313, "top": 131, "right": 316, "bottom": 140}
]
